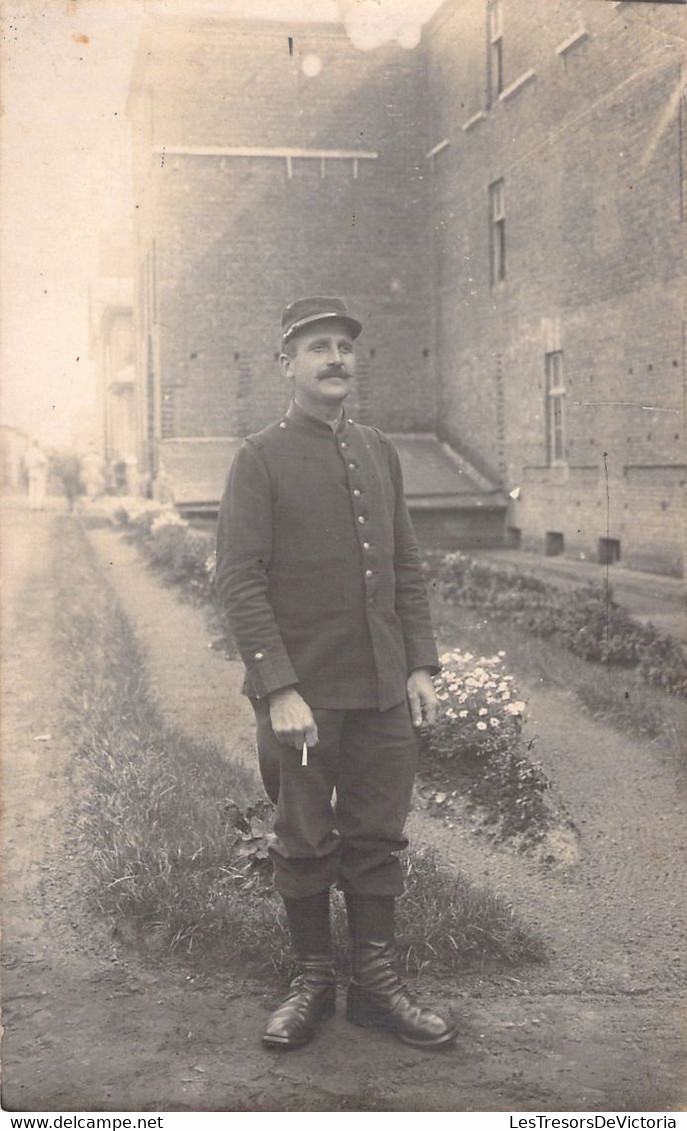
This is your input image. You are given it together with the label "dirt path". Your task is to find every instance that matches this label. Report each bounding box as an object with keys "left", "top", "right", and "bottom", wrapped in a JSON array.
[{"left": 2, "top": 500, "right": 686, "bottom": 1112}]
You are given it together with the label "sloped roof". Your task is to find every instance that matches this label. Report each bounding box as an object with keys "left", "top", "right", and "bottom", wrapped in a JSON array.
[
  {"left": 158, "top": 438, "right": 242, "bottom": 509},
  {"left": 390, "top": 434, "right": 506, "bottom": 509},
  {"left": 158, "top": 433, "right": 507, "bottom": 512}
]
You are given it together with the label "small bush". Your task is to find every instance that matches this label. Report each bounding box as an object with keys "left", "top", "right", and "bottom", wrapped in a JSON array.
[
  {"left": 142, "top": 525, "right": 215, "bottom": 598},
  {"left": 112, "top": 502, "right": 217, "bottom": 603}
]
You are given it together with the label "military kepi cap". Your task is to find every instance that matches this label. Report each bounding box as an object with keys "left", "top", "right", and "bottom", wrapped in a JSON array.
[{"left": 281, "top": 296, "right": 362, "bottom": 345}]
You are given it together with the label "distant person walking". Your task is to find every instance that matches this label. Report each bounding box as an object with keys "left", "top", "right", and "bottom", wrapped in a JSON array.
[
  {"left": 24, "top": 442, "right": 48, "bottom": 512},
  {"left": 52, "top": 452, "right": 83, "bottom": 513}
]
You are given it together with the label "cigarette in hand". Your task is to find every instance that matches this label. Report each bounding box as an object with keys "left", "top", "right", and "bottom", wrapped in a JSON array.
[{"left": 301, "top": 740, "right": 308, "bottom": 767}]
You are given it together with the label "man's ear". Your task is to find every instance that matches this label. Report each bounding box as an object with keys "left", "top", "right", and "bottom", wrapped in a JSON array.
[{"left": 279, "top": 352, "right": 293, "bottom": 379}]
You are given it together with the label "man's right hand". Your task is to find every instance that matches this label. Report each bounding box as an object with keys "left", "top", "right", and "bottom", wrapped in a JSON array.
[{"left": 268, "top": 687, "right": 319, "bottom": 749}]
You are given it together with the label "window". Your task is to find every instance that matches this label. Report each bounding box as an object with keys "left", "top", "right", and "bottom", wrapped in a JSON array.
[
  {"left": 488, "top": 0, "right": 504, "bottom": 102},
  {"left": 545, "top": 351, "right": 566, "bottom": 464},
  {"left": 489, "top": 179, "right": 506, "bottom": 285}
]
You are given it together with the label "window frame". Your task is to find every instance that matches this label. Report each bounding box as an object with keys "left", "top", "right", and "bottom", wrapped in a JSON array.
[
  {"left": 545, "top": 350, "right": 567, "bottom": 466},
  {"left": 488, "top": 0, "right": 504, "bottom": 102},
  {"left": 489, "top": 178, "right": 506, "bottom": 286}
]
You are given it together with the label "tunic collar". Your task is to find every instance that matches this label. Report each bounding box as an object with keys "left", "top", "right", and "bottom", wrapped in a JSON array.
[{"left": 285, "top": 399, "right": 349, "bottom": 435}]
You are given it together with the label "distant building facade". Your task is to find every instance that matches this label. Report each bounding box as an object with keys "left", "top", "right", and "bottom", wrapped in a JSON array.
[
  {"left": 424, "top": 0, "right": 686, "bottom": 575},
  {"left": 127, "top": 2, "right": 686, "bottom": 573}
]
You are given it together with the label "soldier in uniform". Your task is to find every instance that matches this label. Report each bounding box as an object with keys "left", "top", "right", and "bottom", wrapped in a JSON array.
[{"left": 216, "top": 297, "right": 456, "bottom": 1051}]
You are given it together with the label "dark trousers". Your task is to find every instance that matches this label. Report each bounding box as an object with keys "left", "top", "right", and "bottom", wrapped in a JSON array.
[{"left": 253, "top": 701, "right": 419, "bottom": 899}]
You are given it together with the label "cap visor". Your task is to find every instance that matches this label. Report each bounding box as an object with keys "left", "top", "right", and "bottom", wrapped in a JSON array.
[{"left": 282, "top": 312, "right": 362, "bottom": 342}]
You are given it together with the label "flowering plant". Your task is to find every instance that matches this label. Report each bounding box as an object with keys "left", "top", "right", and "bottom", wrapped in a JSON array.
[
  {"left": 432, "top": 648, "right": 526, "bottom": 759},
  {"left": 150, "top": 509, "right": 189, "bottom": 535},
  {"left": 420, "top": 648, "right": 552, "bottom": 841}
]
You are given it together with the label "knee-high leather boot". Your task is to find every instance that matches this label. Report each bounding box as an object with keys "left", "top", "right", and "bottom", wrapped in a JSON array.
[
  {"left": 262, "top": 889, "right": 336, "bottom": 1050},
  {"left": 345, "top": 894, "right": 458, "bottom": 1049}
]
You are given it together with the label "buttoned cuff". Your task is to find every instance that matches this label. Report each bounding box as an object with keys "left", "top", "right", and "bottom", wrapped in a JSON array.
[{"left": 243, "top": 649, "right": 299, "bottom": 699}]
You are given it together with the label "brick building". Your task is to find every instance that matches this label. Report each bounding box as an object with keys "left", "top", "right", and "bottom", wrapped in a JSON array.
[
  {"left": 127, "top": 18, "right": 435, "bottom": 449},
  {"left": 127, "top": 2, "right": 685, "bottom": 573},
  {"left": 424, "top": 0, "right": 686, "bottom": 575}
]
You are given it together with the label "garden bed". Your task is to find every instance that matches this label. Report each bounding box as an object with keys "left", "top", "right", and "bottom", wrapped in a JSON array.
[
  {"left": 424, "top": 550, "right": 687, "bottom": 698},
  {"left": 416, "top": 646, "right": 572, "bottom": 850}
]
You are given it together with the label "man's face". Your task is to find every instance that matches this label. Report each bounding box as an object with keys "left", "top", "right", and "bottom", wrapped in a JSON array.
[{"left": 280, "top": 320, "right": 357, "bottom": 415}]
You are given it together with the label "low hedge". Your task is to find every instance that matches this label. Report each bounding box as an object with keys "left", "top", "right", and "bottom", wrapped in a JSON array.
[
  {"left": 111, "top": 504, "right": 217, "bottom": 604},
  {"left": 111, "top": 505, "right": 686, "bottom": 698}
]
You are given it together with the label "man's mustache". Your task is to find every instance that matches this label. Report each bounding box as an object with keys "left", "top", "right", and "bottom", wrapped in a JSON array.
[{"left": 318, "top": 367, "right": 349, "bottom": 380}]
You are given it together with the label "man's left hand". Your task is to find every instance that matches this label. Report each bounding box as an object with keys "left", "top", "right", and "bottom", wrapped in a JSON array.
[{"left": 407, "top": 668, "right": 438, "bottom": 728}]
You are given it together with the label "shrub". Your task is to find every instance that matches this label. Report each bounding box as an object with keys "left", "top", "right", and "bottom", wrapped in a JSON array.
[
  {"left": 111, "top": 502, "right": 217, "bottom": 603},
  {"left": 142, "top": 524, "right": 215, "bottom": 596}
]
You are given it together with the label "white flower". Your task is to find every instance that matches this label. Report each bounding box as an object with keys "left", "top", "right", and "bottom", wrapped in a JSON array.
[
  {"left": 478, "top": 707, "right": 488, "bottom": 716},
  {"left": 476, "top": 721, "right": 488, "bottom": 731},
  {"left": 504, "top": 701, "right": 526, "bottom": 716},
  {"left": 151, "top": 509, "right": 188, "bottom": 533},
  {"left": 458, "top": 709, "right": 468, "bottom": 718},
  {"left": 489, "top": 718, "right": 500, "bottom": 727}
]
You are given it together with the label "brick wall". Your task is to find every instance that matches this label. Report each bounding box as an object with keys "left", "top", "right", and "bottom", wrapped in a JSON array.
[
  {"left": 129, "top": 18, "right": 435, "bottom": 455},
  {"left": 424, "top": 0, "right": 686, "bottom": 575},
  {"left": 128, "top": 5, "right": 687, "bottom": 575}
]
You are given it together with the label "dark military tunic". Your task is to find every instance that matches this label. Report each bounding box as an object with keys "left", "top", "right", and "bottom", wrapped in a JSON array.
[{"left": 215, "top": 401, "right": 439, "bottom": 711}]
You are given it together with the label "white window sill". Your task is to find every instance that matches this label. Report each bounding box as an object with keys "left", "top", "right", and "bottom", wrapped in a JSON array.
[
  {"left": 425, "top": 138, "right": 450, "bottom": 160},
  {"left": 498, "top": 69, "right": 536, "bottom": 104},
  {"left": 555, "top": 29, "right": 589, "bottom": 56},
  {"left": 462, "top": 110, "right": 488, "bottom": 133}
]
